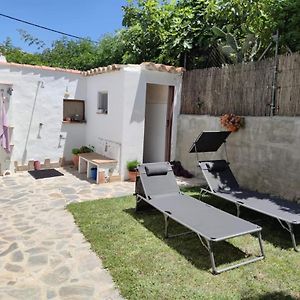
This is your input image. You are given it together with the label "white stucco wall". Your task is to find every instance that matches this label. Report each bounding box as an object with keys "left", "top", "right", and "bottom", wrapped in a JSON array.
[
  {"left": 61, "top": 123, "right": 86, "bottom": 161},
  {"left": 84, "top": 71, "right": 124, "bottom": 175},
  {"left": 84, "top": 67, "right": 182, "bottom": 179},
  {"left": 0, "top": 64, "right": 86, "bottom": 171},
  {"left": 0, "top": 63, "right": 182, "bottom": 179},
  {"left": 121, "top": 66, "right": 182, "bottom": 179}
]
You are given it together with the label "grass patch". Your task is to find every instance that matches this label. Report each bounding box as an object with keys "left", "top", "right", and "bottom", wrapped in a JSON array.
[{"left": 68, "top": 189, "right": 300, "bottom": 300}]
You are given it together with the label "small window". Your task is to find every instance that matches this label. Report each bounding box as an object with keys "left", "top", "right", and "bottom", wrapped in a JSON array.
[{"left": 97, "top": 91, "right": 108, "bottom": 114}]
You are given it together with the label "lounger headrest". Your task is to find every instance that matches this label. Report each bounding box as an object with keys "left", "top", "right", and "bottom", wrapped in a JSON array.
[
  {"left": 206, "top": 161, "right": 228, "bottom": 172},
  {"left": 145, "top": 164, "right": 169, "bottom": 176}
]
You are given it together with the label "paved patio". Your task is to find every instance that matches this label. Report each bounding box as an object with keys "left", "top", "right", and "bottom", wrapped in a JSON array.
[
  {"left": 0, "top": 167, "right": 134, "bottom": 300},
  {"left": 0, "top": 166, "right": 198, "bottom": 300}
]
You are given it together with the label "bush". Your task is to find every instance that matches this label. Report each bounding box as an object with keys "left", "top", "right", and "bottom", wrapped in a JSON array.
[
  {"left": 72, "top": 148, "right": 80, "bottom": 155},
  {"left": 72, "top": 145, "right": 94, "bottom": 155},
  {"left": 127, "top": 160, "right": 140, "bottom": 172},
  {"left": 79, "top": 145, "right": 94, "bottom": 153}
]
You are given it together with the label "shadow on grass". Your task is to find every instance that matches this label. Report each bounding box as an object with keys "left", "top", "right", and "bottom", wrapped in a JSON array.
[
  {"left": 242, "top": 291, "right": 298, "bottom": 300},
  {"left": 124, "top": 207, "right": 256, "bottom": 273},
  {"left": 197, "top": 194, "right": 300, "bottom": 251}
]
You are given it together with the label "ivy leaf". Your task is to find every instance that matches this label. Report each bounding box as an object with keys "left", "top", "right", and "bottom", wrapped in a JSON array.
[
  {"left": 211, "top": 26, "right": 226, "bottom": 38},
  {"left": 221, "top": 45, "right": 235, "bottom": 56},
  {"left": 226, "top": 33, "right": 239, "bottom": 52},
  {"left": 183, "top": 40, "right": 192, "bottom": 50},
  {"left": 242, "top": 34, "right": 256, "bottom": 54}
]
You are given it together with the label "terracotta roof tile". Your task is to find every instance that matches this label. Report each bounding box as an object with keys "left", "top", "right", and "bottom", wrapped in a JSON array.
[
  {"left": 82, "top": 62, "right": 184, "bottom": 76},
  {"left": 0, "top": 61, "right": 185, "bottom": 76},
  {"left": 0, "top": 61, "right": 81, "bottom": 74},
  {"left": 81, "top": 64, "right": 122, "bottom": 76},
  {"left": 140, "top": 62, "right": 185, "bottom": 74}
]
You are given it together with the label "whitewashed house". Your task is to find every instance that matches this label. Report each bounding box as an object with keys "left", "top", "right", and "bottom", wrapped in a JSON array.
[{"left": 0, "top": 58, "right": 183, "bottom": 179}]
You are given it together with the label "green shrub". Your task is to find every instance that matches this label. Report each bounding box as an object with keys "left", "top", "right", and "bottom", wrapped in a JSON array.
[
  {"left": 79, "top": 145, "right": 94, "bottom": 153},
  {"left": 72, "top": 148, "right": 80, "bottom": 155},
  {"left": 126, "top": 160, "right": 140, "bottom": 171},
  {"left": 72, "top": 145, "right": 94, "bottom": 155}
]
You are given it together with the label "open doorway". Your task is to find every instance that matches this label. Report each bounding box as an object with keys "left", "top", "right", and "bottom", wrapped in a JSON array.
[{"left": 143, "top": 83, "right": 175, "bottom": 163}]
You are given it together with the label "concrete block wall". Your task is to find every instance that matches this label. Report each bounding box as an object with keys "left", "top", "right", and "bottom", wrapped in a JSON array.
[{"left": 176, "top": 115, "right": 300, "bottom": 202}]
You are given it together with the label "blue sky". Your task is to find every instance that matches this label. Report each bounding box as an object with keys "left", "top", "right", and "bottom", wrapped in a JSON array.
[{"left": 0, "top": 0, "right": 127, "bottom": 52}]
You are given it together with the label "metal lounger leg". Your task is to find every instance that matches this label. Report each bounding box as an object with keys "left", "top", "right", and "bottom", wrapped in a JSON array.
[
  {"left": 162, "top": 213, "right": 194, "bottom": 239},
  {"left": 257, "top": 231, "right": 265, "bottom": 257},
  {"left": 135, "top": 194, "right": 146, "bottom": 212},
  {"left": 167, "top": 231, "right": 194, "bottom": 238},
  {"left": 199, "top": 188, "right": 209, "bottom": 199},
  {"left": 199, "top": 188, "right": 203, "bottom": 200},
  {"left": 287, "top": 223, "right": 299, "bottom": 252},
  {"left": 205, "top": 239, "right": 218, "bottom": 275},
  {"left": 236, "top": 204, "right": 240, "bottom": 217},
  {"left": 163, "top": 213, "right": 193, "bottom": 238},
  {"left": 164, "top": 214, "right": 169, "bottom": 238},
  {"left": 277, "top": 219, "right": 299, "bottom": 252},
  {"left": 135, "top": 195, "right": 141, "bottom": 211},
  {"left": 198, "top": 233, "right": 265, "bottom": 275}
]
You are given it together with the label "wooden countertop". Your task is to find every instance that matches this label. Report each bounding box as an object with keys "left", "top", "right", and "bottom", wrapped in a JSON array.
[{"left": 78, "top": 152, "right": 117, "bottom": 164}]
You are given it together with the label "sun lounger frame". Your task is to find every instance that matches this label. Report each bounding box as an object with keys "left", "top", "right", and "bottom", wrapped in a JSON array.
[
  {"left": 190, "top": 131, "right": 300, "bottom": 252},
  {"left": 199, "top": 184, "right": 299, "bottom": 252},
  {"left": 135, "top": 162, "right": 265, "bottom": 274}
]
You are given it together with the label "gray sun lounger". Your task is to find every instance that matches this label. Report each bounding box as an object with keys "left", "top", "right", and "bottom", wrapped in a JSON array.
[
  {"left": 135, "top": 162, "right": 264, "bottom": 274},
  {"left": 190, "top": 131, "right": 300, "bottom": 252}
]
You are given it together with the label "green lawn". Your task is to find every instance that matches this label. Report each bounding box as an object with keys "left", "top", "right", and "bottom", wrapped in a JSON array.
[{"left": 68, "top": 188, "right": 300, "bottom": 300}]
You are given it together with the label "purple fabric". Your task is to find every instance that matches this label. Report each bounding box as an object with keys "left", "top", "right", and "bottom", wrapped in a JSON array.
[{"left": 0, "top": 101, "right": 10, "bottom": 153}]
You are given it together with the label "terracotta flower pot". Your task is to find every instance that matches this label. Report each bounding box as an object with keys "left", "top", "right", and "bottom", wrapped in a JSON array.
[
  {"left": 226, "top": 125, "right": 239, "bottom": 132},
  {"left": 72, "top": 154, "right": 79, "bottom": 168},
  {"left": 128, "top": 170, "right": 139, "bottom": 182},
  {"left": 34, "top": 160, "right": 41, "bottom": 170}
]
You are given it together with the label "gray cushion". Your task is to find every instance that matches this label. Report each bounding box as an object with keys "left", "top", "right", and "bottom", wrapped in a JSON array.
[{"left": 145, "top": 164, "right": 168, "bottom": 176}]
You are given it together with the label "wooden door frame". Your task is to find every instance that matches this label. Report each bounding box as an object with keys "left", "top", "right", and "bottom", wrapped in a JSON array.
[{"left": 165, "top": 86, "right": 175, "bottom": 161}]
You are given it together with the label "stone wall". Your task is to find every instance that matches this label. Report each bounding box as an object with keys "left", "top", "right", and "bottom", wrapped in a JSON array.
[{"left": 176, "top": 115, "right": 300, "bottom": 201}]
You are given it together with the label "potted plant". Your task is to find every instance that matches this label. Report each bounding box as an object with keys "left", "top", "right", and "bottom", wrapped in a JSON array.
[
  {"left": 79, "top": 145, "right": 94, "bottom": 153},
  {"left": 72, "top": 148, "right": 81, "bottom": 167},
  {"left": 127, "top": 160, "right": 140, "bottom": 182},
  {"left": 220, "top": 114, "right": 243, "bottom": 132},
  {"left": 72, "top": 145, "right": 95, "bottom": 168}
]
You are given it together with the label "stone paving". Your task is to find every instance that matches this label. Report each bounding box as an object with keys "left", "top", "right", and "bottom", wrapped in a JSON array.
[
  {"left": 0, "top": 166, "right": 135, "bottom": 300},
  {"left": 0, "top": 166, "right": 198, "bottom": 300}
]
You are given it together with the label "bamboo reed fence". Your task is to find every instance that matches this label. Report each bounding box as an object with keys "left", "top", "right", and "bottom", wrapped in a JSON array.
[{"left": 181, "top": 52, "right": 300, "bottom": 116}]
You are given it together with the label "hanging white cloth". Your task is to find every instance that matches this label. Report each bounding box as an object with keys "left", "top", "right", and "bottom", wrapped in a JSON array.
[{"left": 0, "top": 94, "right": 10, "bottom": 153}]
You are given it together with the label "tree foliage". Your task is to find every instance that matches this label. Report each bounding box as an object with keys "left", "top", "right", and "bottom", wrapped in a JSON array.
[
  {"left": 274, "top": 0, "right": 300, "bottom": 52},
  {"left": 212, "top": 26, "right": 261, "bottom": 64},
  {"left": 121, "top": 0, "right": 175, "bottom": 63},
  {"left": 0, "top": 38, "right": 44, "bottom": 65},
  {"left": 120, "top": 0, "right": 284, "bottom": 68},
  {"left": 126, "top": 0, "right": 300, "bottom": 68},
  {"left": 0, "top": 33, "right": 124, "bottom": 71},
  {"left": 1, "top": 0, "right": 299, "bottom": 70}
]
